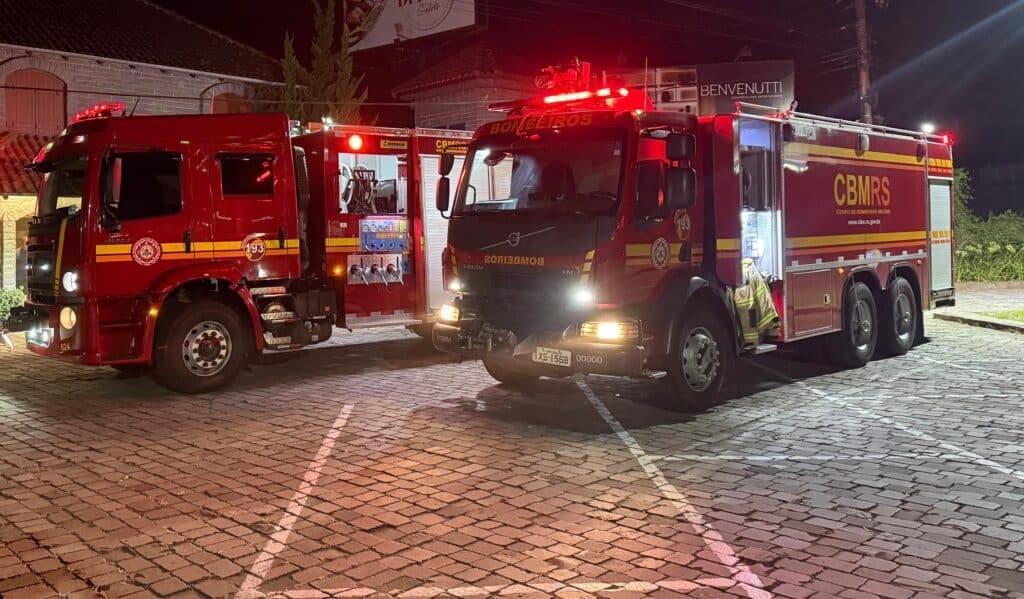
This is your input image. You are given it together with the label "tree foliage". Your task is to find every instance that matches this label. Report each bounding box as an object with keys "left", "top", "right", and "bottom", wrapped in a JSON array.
[{"left": 256, "top": 0, "right": 368, "bottom": 125}]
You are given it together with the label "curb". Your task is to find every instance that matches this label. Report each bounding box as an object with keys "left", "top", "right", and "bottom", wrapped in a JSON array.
[{"left": 933, "top": 311, "right": 1024, "bottom": 334}]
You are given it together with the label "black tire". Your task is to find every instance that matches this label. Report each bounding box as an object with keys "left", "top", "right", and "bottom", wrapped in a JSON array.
[
  {"left": 111, "top": 364, "right": 150, "bottom": 377},
  {"left": 482, "top": 357, "right": 539, "bottom": 389},
  {"left": 878, "top": 277, "right": 918, "bottom": 356},
  {"left": 829, "top": 282, "right": 878, "bottom": 368},
  {"left": 152, "top": 301, "right": 249, "bottom": 394},
  {"left": 661, "top": 302, "right": 732, "bottom": 412},
  {"left": 407, "top": 323, "right": 433, "bottom": 340}
]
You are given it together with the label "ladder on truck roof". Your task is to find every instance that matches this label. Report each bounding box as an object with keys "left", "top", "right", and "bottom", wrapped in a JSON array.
[{"left": 734, "top": 101, "right": 949, "bottom": 145}]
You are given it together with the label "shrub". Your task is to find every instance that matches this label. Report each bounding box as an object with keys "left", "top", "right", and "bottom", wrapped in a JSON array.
[
  {"left": 956, "top": 242, "right": 1024, "bottom": 281},
  {"left": 953, "top": 169, "right": 1024, "bottom": 282},
  {"left": 0, "top": 287, "right": 26, "bottom": 322}
]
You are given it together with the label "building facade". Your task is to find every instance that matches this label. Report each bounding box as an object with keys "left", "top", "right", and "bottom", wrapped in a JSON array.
[
  {"left": 0, "top": 0, "right": 282, "bottom": 289},
  {"left": 392, "top": 42, "right": 535, "bottom": 131}
]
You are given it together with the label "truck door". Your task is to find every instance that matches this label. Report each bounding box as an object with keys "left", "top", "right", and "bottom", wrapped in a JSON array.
[
  {"left": 624, "top": 133, "right": 703, "bottom": 300},
  {"left": 417, "top": 135, "right": 473, "bottom": 315},
  {"left": 209, "top": 145, "right": 299, "bottom": 281},
  {"left": 95, "top": 149, "right": 198, "bottom": 297},
  {"left": 928, "top": 178, "right": 954, "bottom": 296}
]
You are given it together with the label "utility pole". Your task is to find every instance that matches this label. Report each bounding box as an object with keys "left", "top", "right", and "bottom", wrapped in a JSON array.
[{"left": 853, "top": 0, "right": 874, "bottom": 123}]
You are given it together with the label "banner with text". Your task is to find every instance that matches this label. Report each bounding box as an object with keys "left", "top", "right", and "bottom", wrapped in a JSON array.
[{"left": 345, "top": 0, "right": 476, "bottom": 52}]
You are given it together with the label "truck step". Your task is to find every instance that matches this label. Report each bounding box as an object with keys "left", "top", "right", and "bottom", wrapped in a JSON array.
[
  {"left": 641, "top": 369, "right": 668, "bottom": 379},
  {"left": 262, "top": 332, "right": 303, "bottom": 351},
  {"left": 251, "top": 286, "right": 288, "bottom": 296},
  {"left": 754, "top": 343, "right": 779, "bottom": 355}
]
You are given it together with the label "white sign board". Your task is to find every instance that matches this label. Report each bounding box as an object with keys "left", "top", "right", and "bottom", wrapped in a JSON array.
[{"left": 346, "top": 0, "right": 476, "bottom": 52}]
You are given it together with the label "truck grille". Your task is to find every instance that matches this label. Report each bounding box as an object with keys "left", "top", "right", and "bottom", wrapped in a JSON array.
[
  {"left": 461, "top": 266, "right": 580, "bottom": 297},
  {"left": 460, "top": 266, "right": 583, "bottom": 337},
  {"left": 26, "top": 248, "right": 57, "bottom": 304}
]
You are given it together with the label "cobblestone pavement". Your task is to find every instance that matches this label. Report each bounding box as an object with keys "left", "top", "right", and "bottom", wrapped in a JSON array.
[{"left": 2, "top": 313, "right": 1024, "bottom": 599}]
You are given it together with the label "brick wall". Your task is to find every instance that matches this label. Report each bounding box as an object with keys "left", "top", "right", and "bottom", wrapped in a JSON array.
[
  {"left": 0, "top": 196, "right": 33, "bottom": 290},
  {"left": 0, "top": 46, "right": 258, "bottom": 133},
  {"left": 404, "top": 77, "right": 535, "bottom": 131}
]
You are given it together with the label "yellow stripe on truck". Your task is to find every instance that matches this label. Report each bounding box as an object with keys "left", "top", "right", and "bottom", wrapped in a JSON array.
[{"left": 787, "top": 230, "right": 926, "bottom": 249}]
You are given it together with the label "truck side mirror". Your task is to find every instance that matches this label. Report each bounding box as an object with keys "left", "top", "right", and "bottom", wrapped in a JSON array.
[
  {"left": 436, "top": 177, "right": 451, "bottom": 214},
  {"left": 666, "top": 133, "right": 695, "bottom": 161},
  {"left": 665, "top": 167, "right": 696, "bottom": 209},
  {"left": 439, "top": 153, "right": 455, "bottom": 176}
]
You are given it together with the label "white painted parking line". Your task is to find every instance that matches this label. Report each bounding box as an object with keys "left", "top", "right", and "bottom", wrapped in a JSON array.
[
  {"left": 653, "top": 452, "right": 963, "bottom": 462},
  {"left": 920, "top": 355, "right": 1015, "bottom": 382},
  {"left": 236, "top": 403, "right": 355, "bottom": 599},
  {"left": 266, "top": 577, "right": 740, "bottom": 598},
  {"left": 577, "top": 381, "right": 772, "bottom": 599},
  {"left": 749, "top": 362, "right": 1024, "bottom": 484}
]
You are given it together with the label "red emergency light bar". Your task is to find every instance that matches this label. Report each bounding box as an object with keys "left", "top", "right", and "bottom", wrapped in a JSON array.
[
  {"left": 71, "top": 102, "right": 127, "bottom": 123},
  {"left": 542, "top": 87, "right": 630, "bottom": 105}
]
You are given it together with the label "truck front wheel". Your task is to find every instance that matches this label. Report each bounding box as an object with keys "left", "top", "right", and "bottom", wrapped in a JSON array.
[
  {"left": 152, "top": 301, "right": 248, "bottom": 394},
  {"left": 662, "top": 302, "right": 731, "bottom": 412},
  {"left": 482, "top": 357, "right": 539, "bottom": 389}
]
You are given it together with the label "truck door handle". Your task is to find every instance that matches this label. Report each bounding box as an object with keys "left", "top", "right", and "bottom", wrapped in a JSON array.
[
  {"left": 183, "top": 230, "right": 192, "bottom": 253},
  {"left": 278, "top": 227, "right": 286, "bottom": 249}
]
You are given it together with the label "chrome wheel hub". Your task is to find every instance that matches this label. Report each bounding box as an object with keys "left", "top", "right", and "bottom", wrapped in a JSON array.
[
  {"left": 182, "top": 321, "right": 232, "bottom": 377},
  {"left": 681, "top": 326, "right": 720, "bottom": 392},
  {"left": 852, "top": 300, "right": 874, "bottom": 351},
  {"left": 895, "top": 293, "right": 913, "bottom": 342}
]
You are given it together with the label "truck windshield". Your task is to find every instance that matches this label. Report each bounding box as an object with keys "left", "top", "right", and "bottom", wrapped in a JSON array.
[
  {"left": 454, "top": 129, "right": 624, "bottom": 216},
  {"left": 37, "top": 156, "right": 88, "bottom": 218}
]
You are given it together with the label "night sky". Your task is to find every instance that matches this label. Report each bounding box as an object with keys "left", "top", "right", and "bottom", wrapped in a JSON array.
[{"left": 157, "top": 0, "right": 1024, "bottom": 209}]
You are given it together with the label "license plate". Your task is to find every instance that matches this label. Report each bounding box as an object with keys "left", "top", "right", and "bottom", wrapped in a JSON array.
[{"left": 532, "top": 346, "right": 571, "bottom": 367}]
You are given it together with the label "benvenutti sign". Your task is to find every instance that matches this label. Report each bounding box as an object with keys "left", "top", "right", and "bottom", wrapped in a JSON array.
[{"left": 696, "top": 60, "right": 795, "bottom": 115}]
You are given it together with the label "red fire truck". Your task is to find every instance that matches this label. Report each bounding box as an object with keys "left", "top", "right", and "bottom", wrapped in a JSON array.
[
  {"left": 432, "top": 61, "right": 956, "bottom": 410},
  {"left": 5, "top": 103, "right": 474, "bottom": 393}
]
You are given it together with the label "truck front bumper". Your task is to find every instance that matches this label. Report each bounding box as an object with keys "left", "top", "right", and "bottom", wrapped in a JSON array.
[{"left": 433, "top": 322, "right": 647, "bottom": 377}]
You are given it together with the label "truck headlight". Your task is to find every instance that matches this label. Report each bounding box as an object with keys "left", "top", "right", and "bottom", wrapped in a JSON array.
[
  {"left": 62, "top": 270, "right": 78, "bottom": 293},
  {"left": 570, "top": 286, "right": 595, "bottom": 306},
  {"left": 438, "top": 304, "right": 460, "bottom": 323},
  {"left": 59, "top": 306, "right": 77, "bottom": 330},
  {"left": 579, "top": 320, "right": 640, "bottom": 343},
  {"left": 448, "top": 278, "right": 464, "bottom": 292}
]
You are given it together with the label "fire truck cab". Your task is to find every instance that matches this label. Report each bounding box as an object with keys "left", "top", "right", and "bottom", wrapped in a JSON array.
[
  {"left": 432, "top": 61, "right": 956, "bottom": 410},
  {"left": 7, "top": 104, "right": 473, "bottom": 393}
]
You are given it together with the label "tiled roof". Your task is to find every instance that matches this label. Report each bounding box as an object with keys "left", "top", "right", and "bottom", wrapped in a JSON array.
[
  {"left": 394, "top": 41, "right": 531, "bottom": 97},
  {"left": 0, "top": 0, "right": 281, "bottom": 82},
  {"left": 0, "top": 132, "right": 46, "bottom": 196}
]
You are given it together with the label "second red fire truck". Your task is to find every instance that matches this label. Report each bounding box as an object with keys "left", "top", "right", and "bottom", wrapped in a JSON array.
[
  {"left": 6, "top": 105, "right": 480, "bottom": 393},
  {"left": 432, "top": 61, "right": 955, "bottom": 410}
]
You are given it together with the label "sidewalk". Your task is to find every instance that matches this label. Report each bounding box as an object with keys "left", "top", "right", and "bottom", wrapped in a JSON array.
[{"left": 934, "top": 282, "right": 1024, "bottom": 333}]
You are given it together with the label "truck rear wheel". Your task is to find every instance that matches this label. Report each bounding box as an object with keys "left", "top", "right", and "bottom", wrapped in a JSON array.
[
  {"left": 662, "top": 302, "right": 731, "bottom": 412},
  {"left": 878, "top": 277, "right": 917, "bottom": 356},
  {"left": 829, "top": 282, "right": 878, "bottom": 367},
  {"left": 152, "top": 301, "right": 248, "bottom": 394},
  {"left": 483, "top": 357, "right": 539, "bottom": 389}
]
